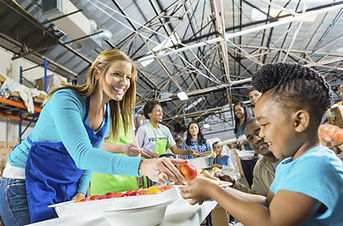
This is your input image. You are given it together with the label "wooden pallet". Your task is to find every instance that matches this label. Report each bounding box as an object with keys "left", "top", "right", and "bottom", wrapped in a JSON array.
[{"left": 0, "top": 141, "right": 17, "bottom": 179}]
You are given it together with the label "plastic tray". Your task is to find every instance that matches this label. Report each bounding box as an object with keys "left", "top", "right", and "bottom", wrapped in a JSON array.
[{"left": 187, "top": 156, "right": 215, "bottom": 169}]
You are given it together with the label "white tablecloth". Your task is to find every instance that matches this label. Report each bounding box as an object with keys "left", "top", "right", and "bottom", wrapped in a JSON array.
[{"left": 28, "top": 193, "right": 217, "bottom": 226}]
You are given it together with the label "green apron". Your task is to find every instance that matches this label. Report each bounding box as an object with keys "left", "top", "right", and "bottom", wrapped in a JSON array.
[
  {"left": 141, "top": 123, "right": 169, "bottom": 188},
  {"left": 90, "top": 119, "right": 139, "bottom": 195},
  {"left": 150, "top": 122, "right": 168, "bottom": 155}
]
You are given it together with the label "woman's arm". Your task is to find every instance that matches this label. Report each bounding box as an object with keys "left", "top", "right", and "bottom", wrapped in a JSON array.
[
  {"left": 48, "top": 91, "right": 142, "bottom": 176},
  {"left": 101, "top": 142, "right": 129, "bottom": 153},
  {"left": 170, "top": 145, "right": 195, "bottom": 155},
  {"left": 101, "top": 142, "right": 141, "bottom": 157}
]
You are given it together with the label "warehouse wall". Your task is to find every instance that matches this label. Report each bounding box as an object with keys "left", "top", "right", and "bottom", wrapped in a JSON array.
[{"left": 0, "top": 47, "right": 63, "bottom": 143}]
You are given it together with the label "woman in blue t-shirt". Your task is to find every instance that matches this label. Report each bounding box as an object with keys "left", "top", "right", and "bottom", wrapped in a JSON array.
[
  {"left": 182, "top": 121, "right": 211, "bottom": 159},
  {"left": 0, "top": 49, "right": 185, "bottom": 225}
]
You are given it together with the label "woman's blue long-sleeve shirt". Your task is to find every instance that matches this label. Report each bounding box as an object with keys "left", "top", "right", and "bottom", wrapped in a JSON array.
[{"left": 8, "top": 89, "right": 142, "bottom": 194}]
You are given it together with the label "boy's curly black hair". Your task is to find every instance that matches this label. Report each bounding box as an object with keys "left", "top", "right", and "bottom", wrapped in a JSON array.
[{"left": 252, "top": 62, "right": 332, "bottom": 123}]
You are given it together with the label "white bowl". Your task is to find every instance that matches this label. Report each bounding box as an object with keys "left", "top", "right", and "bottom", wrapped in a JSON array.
[
  {"left": 49, "top": 188, "right": 178, "bottom": 218},
  {"left": 237, "top": 150, "right": 255, "bottom": 159},
  {"left": 102, "top": 200, "right": 174, "bottom": 226}
]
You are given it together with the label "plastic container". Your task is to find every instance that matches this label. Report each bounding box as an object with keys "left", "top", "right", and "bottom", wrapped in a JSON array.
[
  {"left": 237, "top": 150, "right": 255, "bottom": 159},
  {"left": 187, "top": 156, "right": 215, "bottom": 169}
]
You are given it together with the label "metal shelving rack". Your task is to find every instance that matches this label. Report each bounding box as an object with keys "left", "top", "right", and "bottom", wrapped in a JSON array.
[{"left": 0, "top": 58, "right": 48, "bottom": 142}]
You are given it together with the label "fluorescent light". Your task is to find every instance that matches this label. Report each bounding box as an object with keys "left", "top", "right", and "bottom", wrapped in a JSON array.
[
  {"left": 177, "top": 92, "right": 189, "bottom": 101},
  {"left": 140, "top": 59, "right": 154, "bottom": 67},
  {"left": 203, "top": 124, "right": 210, "bottom": 129}
]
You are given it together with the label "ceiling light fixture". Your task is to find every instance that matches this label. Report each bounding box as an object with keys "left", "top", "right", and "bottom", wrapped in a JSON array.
[{"left": 177, "top": 92, "right": 189, "bottom": 101}]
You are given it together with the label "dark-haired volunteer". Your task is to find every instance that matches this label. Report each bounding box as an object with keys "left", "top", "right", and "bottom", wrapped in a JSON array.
[{"left": 136, "top": 100, "right": 193, "bottom": 158}]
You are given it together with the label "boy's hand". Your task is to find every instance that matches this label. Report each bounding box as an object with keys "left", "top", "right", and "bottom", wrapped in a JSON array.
[
  {"left": 214, "top": 172, "right": 235, "bottom": 184},
  {"left": 179, "top": 177, "right": 217, "bottom": 205}
]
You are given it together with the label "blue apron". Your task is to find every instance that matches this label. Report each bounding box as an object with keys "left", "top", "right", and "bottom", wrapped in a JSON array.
[{"left": 25, "top": 96, "right": 108, "bottom": 223}]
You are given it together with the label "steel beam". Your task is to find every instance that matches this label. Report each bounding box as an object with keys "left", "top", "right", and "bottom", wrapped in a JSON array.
[
  {"left": 137, "top": 2, "right": 343, "bottom": 61},
  {"left": 210, "top": 0, "right": 231, "bottom": 83}
]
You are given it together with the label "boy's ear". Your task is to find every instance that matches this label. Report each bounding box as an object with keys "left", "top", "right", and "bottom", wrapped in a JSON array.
[{"left": 292, "top": 110, "right": 310, "bottom": 132}]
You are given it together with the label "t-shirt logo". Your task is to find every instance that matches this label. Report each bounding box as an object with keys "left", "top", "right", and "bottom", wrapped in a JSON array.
[{"left": 148, "top": 137, "right": 168, "bottom": 142}]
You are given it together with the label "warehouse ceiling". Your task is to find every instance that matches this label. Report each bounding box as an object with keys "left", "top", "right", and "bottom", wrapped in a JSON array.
[{"left": 1, "top": 0, "right": 343, "bottom": 132}]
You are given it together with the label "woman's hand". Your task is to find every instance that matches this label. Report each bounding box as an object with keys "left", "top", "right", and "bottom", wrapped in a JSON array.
[
  {"left": 182, "top": 149, "right": 195, "bottom": 155},
  {"left": 71, "top": 192, "right": 85, "bottom": 200},
  {"left": 138, "top": 158, "right": 186, "bottom": 184},
  {"left": 192, "top": 150, "right": 202, "bottom": 157},
  {"left": 141, "top": 152, "right": 160, "bottom": 158},
  {"left": 126, "top": 143, "right": 142, "bottom": 156},
  {"left": 179, "top": 177, "right": 217, "bottom": 205},
  {"left": 228, "top": 143, "right": 238, "bottom": 149}
]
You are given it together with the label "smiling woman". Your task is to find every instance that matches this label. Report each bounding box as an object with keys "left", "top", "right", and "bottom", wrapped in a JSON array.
[{"left": 0, "top": 49, "right": 186, "bottom": 225}]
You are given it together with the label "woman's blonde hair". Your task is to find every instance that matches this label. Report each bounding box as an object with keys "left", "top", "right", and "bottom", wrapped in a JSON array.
[{"left": 46, "top": 49, "right": 137, "bottom": 142}]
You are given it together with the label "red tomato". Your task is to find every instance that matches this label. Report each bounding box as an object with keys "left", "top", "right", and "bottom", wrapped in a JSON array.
[
  {"left": 99, "top": 195, "right": 111, "bottom": 200},
  {"left": 161, "top": 185, "right": 173, "bottom": 191},
  {"left": 139, "top": 190, "right": 147, "bottom": 195},
  {"left": 90, "top": 195, "right": 100, "bottom": 200},
  {"left": 123, "top": 191, "right": 141, "bottom": 196},
  {"left": 112, "top": 192, "right": 124, "bottom": 198},
  {"left": 177, "top": 162, "right": 197, "bottom": 181}
]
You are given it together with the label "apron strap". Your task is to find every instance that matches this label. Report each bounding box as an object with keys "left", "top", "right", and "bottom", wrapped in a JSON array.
[
  {"left": 149, "top": 123, "right": 168, "bottom": 154},
  {"left": 27, "top": 136, "right": 33, "bottom": 145},
  {"left": 149, "top": 122, "right": 167, "bottom": 140}
]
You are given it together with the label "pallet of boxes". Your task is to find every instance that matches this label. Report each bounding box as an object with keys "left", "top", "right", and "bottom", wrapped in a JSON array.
[
  {"left": 0, "top": 141, "right": 18, "bottom": 180},
  {"left": 0, "top": 73, "right": 46, "bottom": 105}
]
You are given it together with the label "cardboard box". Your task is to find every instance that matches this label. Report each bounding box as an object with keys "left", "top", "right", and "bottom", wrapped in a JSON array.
[
  {"left": 0, "top": 148, "right": 11, "bottom": 178},
  {"left": 35, "top": 74, "right": 68, "bottom": 93},
  {"left": 332, "top": 105, "right": 343, "bottom": 128}
]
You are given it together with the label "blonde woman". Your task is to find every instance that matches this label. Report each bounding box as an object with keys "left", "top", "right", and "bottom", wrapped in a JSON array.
[{"left": 0, "top": 50, "right": 185, "bottom": 225}]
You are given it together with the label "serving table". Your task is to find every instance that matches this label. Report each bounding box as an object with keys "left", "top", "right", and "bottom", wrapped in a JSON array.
[{"left": 29, "top": 191, "right": 217, "bottom": 226}]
